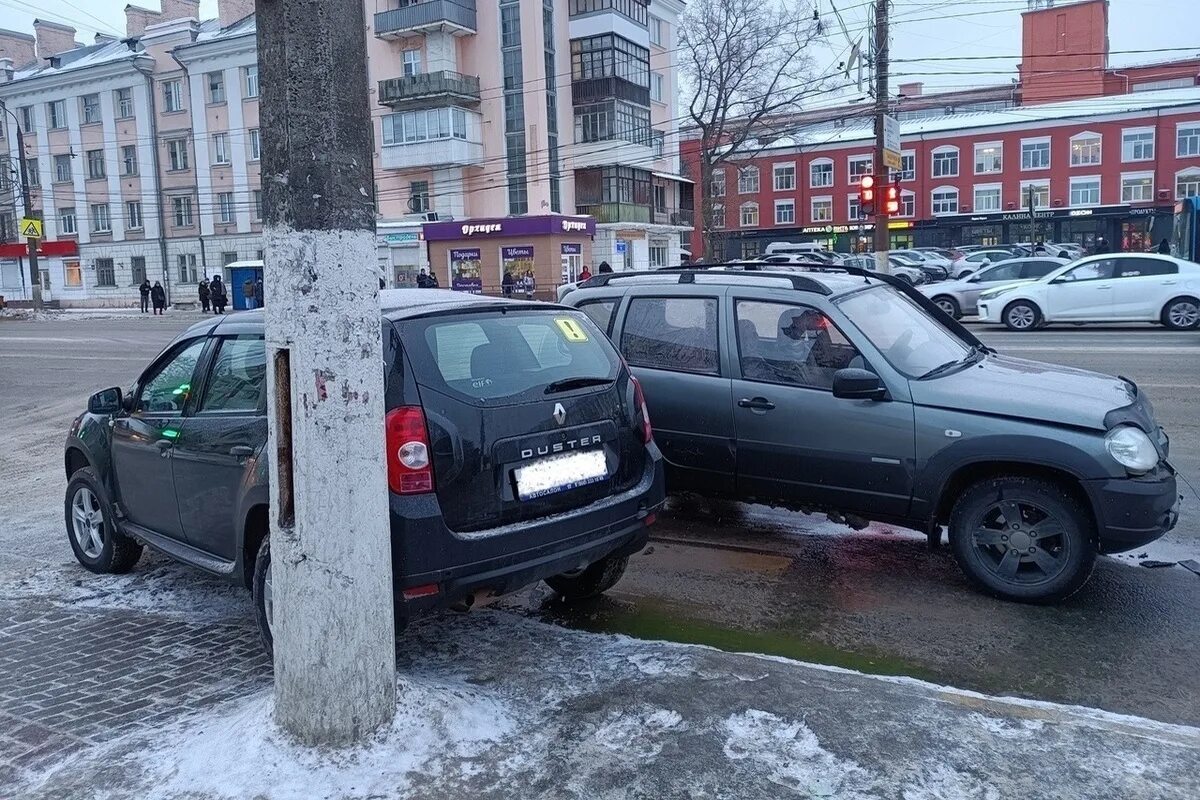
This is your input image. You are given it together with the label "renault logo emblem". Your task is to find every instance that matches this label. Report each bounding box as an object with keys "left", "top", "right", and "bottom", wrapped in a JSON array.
[{"left": 553, "top": 402, "right": 567, "bottom": 426}]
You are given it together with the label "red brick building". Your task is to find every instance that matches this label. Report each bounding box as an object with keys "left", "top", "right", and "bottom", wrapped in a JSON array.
[{"left": 683, "top": 0, "right": 1200, "bottom": 259}]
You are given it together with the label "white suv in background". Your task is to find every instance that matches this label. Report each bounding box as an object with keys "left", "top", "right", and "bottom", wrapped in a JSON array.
[{"left": 976, "top": 253, "right": 1200, "bottom": 331}]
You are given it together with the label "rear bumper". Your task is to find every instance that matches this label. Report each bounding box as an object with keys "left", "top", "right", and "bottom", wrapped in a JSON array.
[
  {"left": 1085, "top": 470, "right": 1180, "bottom": 553},
  {"left": 390, "top": 450, "right": 665, "bottom": 616}
]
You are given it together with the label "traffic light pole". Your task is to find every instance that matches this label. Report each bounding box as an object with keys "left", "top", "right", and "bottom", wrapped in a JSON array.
[
  {"left": 871, "top": 0, "right": 891, "bottom": 274},
  {"left": 2, "top": 102, "right": 44, "bottom": 310}
]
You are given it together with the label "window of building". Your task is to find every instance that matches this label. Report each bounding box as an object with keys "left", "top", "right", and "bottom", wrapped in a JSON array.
[
  {"left": 207, "top": 71, "right": 226, "bottom": 104},
  {"left": 621, "top": 297, "right": 719, "bottom": 376},
  {"left": 402, "top": 49, "right": 421, "bottom": 77},
  {"left": 19, "top": 106, "right": 34, "bottom": 133},
  {"left": 1132, "top": 77, "right": 1193, "bottom": 92},
  {"left": 1021, "top": 180, "right": 1050, "bottom": 209},
  {"left": 410, "top": 180, "right": 431, "bottom": 213},
  {"left": 244, "top": 65, "right": 259, "bottom": 98},
  {"left": 733, "top": 201, "right": 756, "bottom": 227},
  {"left": 900, "top": 191, "right": 915, "bottom": 217},
  {"left": 848, "top": 194, "right": 861, "bottom": 220},
  {"left": 253, "top": 189, "right": 263, "bottom": 220},
  {"left": 53, "top": 154, "right": 72, "bottom": 183},
  {"left": 81, "top": 94, "right": 101, "bottom": 124},
  {"left": 810, "top": 159, "right": 833, "bottom": 188},
  {"left": 573, "top": 99, "right": 651, "bottom": 145},
  {"left": 570, "top": 0, "right": 648, "bottom": 24},
  {"left": 898, "top": 151, "right": 915, "bottom": 181},
  {"left": 162, "top": 79, "right": 183, "bottom": 112},
  {"left": 249, "top": 128, "right": 261, "bottom": 160},
  {"left": 121, "top": 145, "right": 138, "bottom": 176},
  {"left": 116, "top": 87, "right": 134, "bottom": 118},
  {"left": 649, "top": 239, "right": 669, "bottom": 267},
  {"left": 47, "top": 100, "right": 66, "bottom": 129},
  {"left": 710, "top": 203, "right": 725, "bottom": 229},
  {"left": 737, "top": 166, "right": 759, "bottom": 194},
  {"left": 59, "top": 207, "right": 76, "bottom": 235},
  {"left": 0, "top": 159, "right": 9, "bottom": 193},
  {"left": 650, "top": 72, "right": 664, "bottom": 102},
  {"left": 1176, "top": 169, "right": 1200, "bottom": 200},
  {"left": 1121, "top": 128, "right": 1154, "bottom": 162},
  {"left": 931, "top": 187, "right": 958, "bottom": 215},
  {"left": 210, "top": 132, "right": 229, "bottom": 165},
  {"left": 64, "top": 260, "right": 83, "bottom": 287},
  {"left": 973, "top": 184, "right": 1001, "bottom": 212},
  {"left": 710, "top": 168, "right": 726, "bottom": 197},
  {"left": 1178, "top": 123, "right": 1200, "bottom": 158},
  {"left": 741, "top": 240, "right": 761, "bottom": 259},
  {"left": 544, "top": 0, "right": 562, "bottom": 213},
  {"left": 1070, "top": 132, "right": 1101, "bottom": 166},
  {"left": 1070, "top": 177, "right": 1100, "bottom": 206},
  {"left": 173, "top": 196, "right": 194, "bottom": 227},
  {"left": 86, "top": 149, "right": 105, "bottom": 180},
  {"left": 380, "top": 107, "right": 471, "bottom": 145},
  {"left": 91, "top": 204, "right": 111, "bottom": 233},
  {"left": 222, "top": 252, "right": 239, "bottom": 266},
  {"left": 130, "top": 256, "right": 147, "bottom": 285},
  {"left": 177, "top": 253, "right": 197, "bottom": 284},
  {"left": 218, "top": 192, "right": 235, "bottom": 223},
  {"left": 811, "top": 197, "right": 833, "bottom": 222},
  {"left": 649, "top": 15, "right": 665, "bottom": 46},
  {"left": 775, "top": 199, "right": 796, "bottom": 225},
  {"left": 773, "top": 163, "right": 795, "bottom": 191},
  {"left": 25, "top": 157, "right": 39, "bottom": 187},
  {"left": 974, "top": 142, "right": 1002, "bottom": 174},
  {"left": 1121, "top": 173, "right": 1154, "bottom": 203},
  {"left": 167, "top": 138, "right": 189, "bottom": 171},
  {"left": 848, "top": 155, "right": 872, "bottom": 181},
  {"left": 125, "top": 200, "right": 143, "bottom": 230},
  {"left": 1021, "top": 138, "right": 1051, "bottom": 170},
  {"left": 502, "top": 0, "right": 527, "bottom": 213},
  {"left": 932, "top": 146, "right": 959, "bottom": 177},
  {"left": 95, "top": 258, "right": 116, "bottom": 287}
]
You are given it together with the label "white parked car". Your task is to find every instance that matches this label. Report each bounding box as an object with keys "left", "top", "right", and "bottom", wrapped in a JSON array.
[
  {"left": 918, "top": 257, "right": 1068, "bottom": 319},
  {"left": 949, "top": 249, "right": 1015, "bottom": 279},
  {"left": 841, "top": 254, "right": 925, "bottom": 285},
  {"left": 976, "top": 253, "right": 1200, "bottom": 331}
]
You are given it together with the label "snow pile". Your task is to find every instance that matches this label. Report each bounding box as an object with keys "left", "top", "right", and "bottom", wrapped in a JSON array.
[{"left": 722, "top": 709, "right": 871, "bottom": 797}]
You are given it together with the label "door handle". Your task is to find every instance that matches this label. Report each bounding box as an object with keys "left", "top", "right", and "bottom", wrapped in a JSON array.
[
  {"left": 1161, "top": 280, "right": 1177, "bottom": 285},
  {"left": 738, "top": 397, "right": 776, "bottom": 411},
  {"left": 229, "top": 445, "right": 255, "bottom": 458},
  {"left": 1096, "top": 284, "right": 1112, "bottom": 289},
  {"left": 155, "top": 438, "right": 173, "bottom": 456}
]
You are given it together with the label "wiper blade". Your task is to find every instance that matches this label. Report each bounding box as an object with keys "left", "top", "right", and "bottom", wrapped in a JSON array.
[
  {"left": 917, "top": 345, "right": 986, "bottom": 380},
  {"left": 544, "top": 376, "right": 614, "bottom": 394}
]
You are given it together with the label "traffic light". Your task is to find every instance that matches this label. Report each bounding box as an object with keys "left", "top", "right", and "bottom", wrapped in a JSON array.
[
  {"left": 859, "top": 175, "right": 875, "bottom": 216},
  {"left": 885, "top": 178, "right": 900, "bottom": 215}
]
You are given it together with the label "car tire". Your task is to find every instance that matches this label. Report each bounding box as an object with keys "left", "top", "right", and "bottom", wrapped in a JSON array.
[
  {"left": 1160, "top": 296, "right": 1200, "bottom": 330},
  {"left": 252, "top": 535, "right": 274, "bottom": 657},
  {"left": 545, "top": 553, "right": 629, "bottom": 601},
  {"left": 64, "top": 468, "right": 143, "bottom": 574},
  {"left": 948, "top": 476, "right": 1095, "bottom": 603},
  {"left": 896, "top": 273, "right": 913, "bottom": 284},
  {"left": 932, "top": 295, "right": 961, "bottom": 319},
  {"left": 957, "top": 269, "right": 974, "bottom": 279},
  {"left": 1002, "top": 300, "right": 1041, "bottom": 331}
]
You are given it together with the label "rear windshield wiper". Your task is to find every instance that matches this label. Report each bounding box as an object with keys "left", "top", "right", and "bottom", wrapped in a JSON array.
[
  {"left": 544, "top": 376, "right": 615, "bottom": 394},
  {"left": 916, "top": 344, "right": 986, "bottom": 380}
]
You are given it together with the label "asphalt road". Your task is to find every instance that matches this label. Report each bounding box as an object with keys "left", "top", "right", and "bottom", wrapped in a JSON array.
[{"left": 1, "top": 312, "right": 1197, "bottom": 726}]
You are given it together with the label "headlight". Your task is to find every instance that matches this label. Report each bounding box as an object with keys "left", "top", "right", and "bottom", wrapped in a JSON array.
[
  {"left": 979, "top": 286, "right": 1018, "bottom": 301},
  {"left": 1104, "top": 426, "right": 1158, "bottom": 474}
]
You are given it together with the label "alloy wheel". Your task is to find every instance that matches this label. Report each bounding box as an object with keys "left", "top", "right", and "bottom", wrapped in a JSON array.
[
  {"left": 1167, "top": 300, "right": 1199, "bottom": 329},
  {"left": 935, "top": 298, "right": 957, "bottom": 317},
  {"left": 71, "top": 487, "right": 105, "bottom": 559},
  {"left": 1006, "top": 304, "right": 1036, "bottom": 330},
  {"left": 970, "top": 497, "right": 1070, "bottom": 585}
]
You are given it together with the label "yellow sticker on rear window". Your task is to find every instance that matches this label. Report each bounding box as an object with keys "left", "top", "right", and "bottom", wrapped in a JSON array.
[{"left": 555, "top": 317, "right": 590, "bottom": 342}]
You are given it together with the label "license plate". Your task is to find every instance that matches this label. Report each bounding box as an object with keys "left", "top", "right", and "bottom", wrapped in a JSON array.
[{"left": 515, "top": 449, "right": 608, "bottom": 500}]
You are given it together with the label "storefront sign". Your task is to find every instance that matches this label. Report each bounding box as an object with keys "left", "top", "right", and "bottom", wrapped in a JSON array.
[
  {"left": 561, "top": 243, "right": 582, "bottom": 255},
  {"left": 0, "top": 240, "right": 79, "bottom": 258},
  {"left": 501, "top": 246, "right": 535, "bottom": 286},
  {"left": 561, "top": 219, "right": 589, "bottom": 233},
  {"left": 449, "top": 248, "right": 482, "bottom": 293},
  {"left": 380, "top": 231, "right": 419, "bottom": 245},
  {"left": 425, "top": 215, "right": 596, "bottom": 241},
  {"left": 939, "top": 205, "right": 1170, "bottom": 225},
  {"left": 461, "top": 223, "right": 503, "bottom": 236}
]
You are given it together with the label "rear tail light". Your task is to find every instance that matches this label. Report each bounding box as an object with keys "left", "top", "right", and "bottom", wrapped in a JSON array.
[
  {"left": 630, "top": 376, "right": 653, "bottom": 444},
  {"left": 385, "top": 406, "right": 435, "bottom": 494}
]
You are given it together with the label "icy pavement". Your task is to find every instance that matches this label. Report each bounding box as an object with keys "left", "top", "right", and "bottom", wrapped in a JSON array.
[{"left": 12, "top": 610, "right": 1199, "bottom": 800}]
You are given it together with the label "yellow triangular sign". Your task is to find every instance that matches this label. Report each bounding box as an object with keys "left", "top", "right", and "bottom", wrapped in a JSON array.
[{"left": 19, "top": 218, "right": 43, "bottom": 239}]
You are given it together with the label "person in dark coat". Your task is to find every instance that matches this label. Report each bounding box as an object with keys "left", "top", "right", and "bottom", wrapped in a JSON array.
[
  {"left": 502, "top": 270, "right": 514, "bottom": 297},
  {"left": 210, "top": 276, "right": 228, "bottom": 313},
  {"left": 138, "top": 279, "right": 151, "bottom": 314},
  {"left": 150, "top": 281, "right": 166, "bottom": 315},
  {"left": 597, "top": 261, "right": 613, "bottom": 274},
  {"left": 1092, "top": 237, "right": 1110, "bottom": 255},
  {"left": 198, "top": 279, "right": 211, "bottom": 313},
  {"left": 1158, "top": 238, "right": 1171, "bottom": 255},
  {"left": 416, "top": 269, "right": 432, "bottom": 289}
]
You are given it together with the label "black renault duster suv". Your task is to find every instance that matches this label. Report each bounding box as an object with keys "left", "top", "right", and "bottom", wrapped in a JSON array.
[{"left": 64, "top": 291, "right": 664, "bottom": 648}]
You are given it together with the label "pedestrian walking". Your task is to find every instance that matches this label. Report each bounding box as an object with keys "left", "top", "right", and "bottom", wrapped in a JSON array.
[
  {"left": 578, "top": 265, "right": 592, "bottom": 282},
  {"left": 243, "top": 276, "right": 258, "bottom": 310},
  {"left": 597, "top": 261, "right": 612, "bottom": 274},
  {"left": 138, "top": 279, "right": 151, "bottom": 314},
  {"left": 523, "top": 270, "right": 535, "bottom": 300},
  {"left": 428, "top": 270, "right": 439, "bottom": 288},
  {"left": 198, "top": 279, "right": 211, "bottom": 313},
  {"left": 502, "top": 270, "right": 514, "bottom": 297},
  {"left": 256, "top": 278, "right": 264, "bottom": 307},
  {"left": 150, "top": 281, "right": 166, "bottom": 315},
  {"left": 210, "top": 276, "right": 228, "bottom": 313},
  {"left": 1158, "top": 238, "right": 1171, "bottom": 255}
]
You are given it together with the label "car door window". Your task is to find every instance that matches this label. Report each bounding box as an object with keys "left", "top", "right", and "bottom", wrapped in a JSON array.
[
  {"left": 1021, "top": 260, "right": 1062, "bottom": 279},
  {"left": 136, "top": 339, "right": 207, "bottom": 413},
  {"left": 1115, "top": 258, "right": 1177, "bottom": 278},
  {"left": 621, "top": 296, "right": 720, "bottom": 375},
  {"left": 1061, "top": 259, "right": 1115, "bottom": 282},
  {"left": 735, "top": 300, "right": 861, "bottom": 391},
  {"left": 979, "top": 262, "right": 1023, "bottom": 282},
  {"left": 198, "top": 336, "right": 266, "bottom": 413},
  {"left": 576, "top": 299, "right": 617, "bottom": 335}
]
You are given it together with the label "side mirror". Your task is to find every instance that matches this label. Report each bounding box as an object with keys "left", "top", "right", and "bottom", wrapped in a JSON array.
[
  {"left": 980, "top": 259, "right": 990, "bottom": 267},
  {"left": 966, "top": 274, "right": 980, "bottom": 283},
  {"left": 88, "top": 387, "right": 124, "bottom": 415},
  {"left": 1049, "top": 276, "right": 1067, "bottom": 284},
  {"left": 832, "top": 368, "right": 887, "bottom": 401}
]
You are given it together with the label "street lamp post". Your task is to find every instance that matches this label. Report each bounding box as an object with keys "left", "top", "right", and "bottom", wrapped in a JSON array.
[{"left": 1, "top": 101, "right": 44, "bottom": 310}]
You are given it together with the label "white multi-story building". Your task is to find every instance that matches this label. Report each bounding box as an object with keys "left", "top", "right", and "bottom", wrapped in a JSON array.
[{"left": 0, "top": 0, "right": 691, "bottom": 307}]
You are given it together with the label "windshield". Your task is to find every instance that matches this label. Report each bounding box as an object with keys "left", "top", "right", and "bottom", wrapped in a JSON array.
[{"left": 835, "top": 286, "right": 971, "bottom": 378}]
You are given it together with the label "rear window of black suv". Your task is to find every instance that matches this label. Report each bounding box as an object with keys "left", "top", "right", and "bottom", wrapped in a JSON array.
[{"left": 403, "top": 309, "right": 618, "bottom": 403}]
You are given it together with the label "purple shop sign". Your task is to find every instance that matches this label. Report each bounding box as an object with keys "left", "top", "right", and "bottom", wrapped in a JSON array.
[
  {"left": 424, "top": 214, "right": 596, "bottom": 241},
  {"left": 452, "top": 277, "right": 483, "bottom": 294},
  {"left": 450, "top": 248, "right": 481, "bottom": 260},
  {"left": 561, "top": 243, "right": 582, "bottom": 255},
  {"left": 501, "top": 246, "right": 534, "bottom": 259}
]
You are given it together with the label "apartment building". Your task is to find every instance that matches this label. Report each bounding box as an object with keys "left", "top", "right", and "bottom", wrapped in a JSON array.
[{"left": 0, "top": 0, "right": 691, "bottom": 307}]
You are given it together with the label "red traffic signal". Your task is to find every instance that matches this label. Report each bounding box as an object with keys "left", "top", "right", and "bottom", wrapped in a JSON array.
[
  {"left": 885, "top": 179, "right": 900, "bottom": 215},
  {"left": 859, "top": 175, "right": 875, "bottom": 216}
]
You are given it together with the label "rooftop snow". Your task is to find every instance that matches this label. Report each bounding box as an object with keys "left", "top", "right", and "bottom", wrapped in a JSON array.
[{"left": 11, "top": 39, "right": 140, "bottom": 81}]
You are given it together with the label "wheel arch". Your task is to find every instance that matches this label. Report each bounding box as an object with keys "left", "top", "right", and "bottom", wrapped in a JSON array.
[
  {"left": 241, "top": 504, "right": 270, "bottom": 590},
  {"left": 65, "top": 446, "right": 90, "bottom": 479}
]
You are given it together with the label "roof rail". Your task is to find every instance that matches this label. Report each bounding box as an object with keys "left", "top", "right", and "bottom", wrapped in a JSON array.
[{"left": 577, "top": 264, "right": 836, "bottom": 295}]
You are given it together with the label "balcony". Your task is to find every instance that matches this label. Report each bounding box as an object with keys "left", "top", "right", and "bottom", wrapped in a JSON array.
[
  {"left": 570, "top": 138, "right": 654, "bottom": 171},
  {"left": 653, "top": 207, "right": 695, "bottom": 228},
  {"left": 381, "top": 137, "right": 483, "bottom": 170},
  {"left": 572, "top": 76, "right": 651, "bottom": 108},
  {"left": 374, "top": 0, "right": 477, "bottom": 38},
  {"left": 379, "top": 71, "right": 481, "bottom": 109},
  {"left": 576, "top": 202, "right": 651, "bottom": 224}
]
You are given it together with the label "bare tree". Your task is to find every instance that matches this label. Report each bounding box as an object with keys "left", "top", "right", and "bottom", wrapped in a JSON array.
[{"left": 682, "top": 0, "right": 825, "bottom": 259}]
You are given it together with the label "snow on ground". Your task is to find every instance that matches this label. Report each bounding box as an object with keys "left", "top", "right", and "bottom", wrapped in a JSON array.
[{"left": 18, "top": 611, "right": 1200, "bottom": 800}]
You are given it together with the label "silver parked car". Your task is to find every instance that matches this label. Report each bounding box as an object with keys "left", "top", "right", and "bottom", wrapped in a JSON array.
[
  {"left": 919, "top": 257, "right": 1068, "bottom": 319},
  {"left": 842, "top": 255, "right": 925, "bottom": 285},
  {"left": 949, "top": 248, "right": 1022, "bottom": 279}
]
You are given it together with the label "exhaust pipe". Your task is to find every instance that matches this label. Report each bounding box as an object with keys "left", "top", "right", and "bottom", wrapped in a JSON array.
[{"left": 450, "top": 593, "right": 475, "bottom": 613}]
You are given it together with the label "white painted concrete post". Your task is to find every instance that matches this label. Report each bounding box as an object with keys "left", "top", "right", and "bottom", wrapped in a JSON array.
[{"left": 255, "top": 0, "right": 396, "bottom": 745}]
